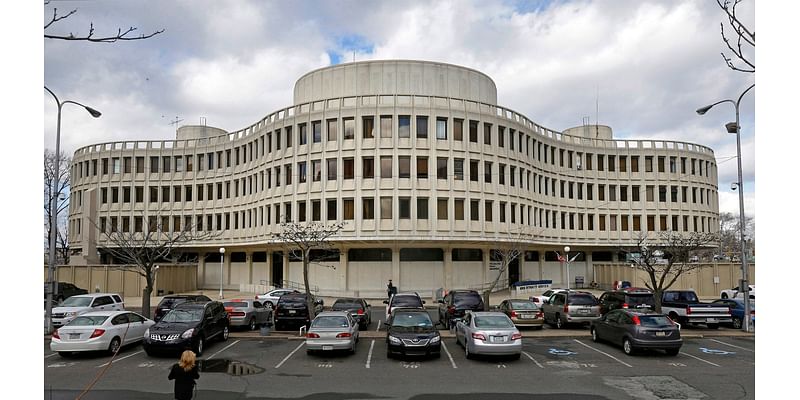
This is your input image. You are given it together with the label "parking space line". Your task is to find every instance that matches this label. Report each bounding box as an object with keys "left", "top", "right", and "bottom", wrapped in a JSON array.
[
  {"left": 366, "top": 340, "right": 375, "bottom": 369},
  {"left": 274, "top": 342, "right": 304, "bottom": 369},
  {"left": 207, "top": 340, "right": 240, "bottom": 360},
  {"left": 376, "top": 320, "right": 381, "bottom": 332},
  {"left": 680, "top": 351, "right": 720, "bottom": 367},
  {"left": 96, "top": 351, "right": 143, "bottom": 368},
  {"left": 709, "top": 339, "right": 754, "bottom": 353},
  {"left": 522, "top": 351, "right": 544, "bottom": 368},
  {"left": 573, "top": 339, "right": 632, "bottom": 368},
  {"left": 441, "top": 341, "right": 457, "bottom": 369},
  {"left": 45, "top": 353, "right": 58, "bottom": 359}
]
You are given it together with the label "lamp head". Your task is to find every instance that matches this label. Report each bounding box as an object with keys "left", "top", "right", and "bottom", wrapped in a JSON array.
[
  {"left": 85, "top": 107, "right": 102, "bottom": 118},
  {"left": 725, "top": 122, "right": 738, "bottom": 134},
  {"left": 564, "top": 246, "right": 570, "bottom": 253},
  {"left": 219, "top": 247, "right": 225, "bottom": 254},
  {"left": 696, "top": 105, "right": 713, "bottom": 115}
]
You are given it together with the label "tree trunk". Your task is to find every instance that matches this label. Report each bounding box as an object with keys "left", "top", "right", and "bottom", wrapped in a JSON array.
[
  {"left": 142, "top": 273, "right": 153, "bottom": 318},
  {"left": 482, "top": 290, "right": 491, "bottom": 311},
  {"left": 303, "top": 254, "right": 315, "bottom": 321},
  {"left": 654, "top": 289, "right": 663, "bottom": 314}
]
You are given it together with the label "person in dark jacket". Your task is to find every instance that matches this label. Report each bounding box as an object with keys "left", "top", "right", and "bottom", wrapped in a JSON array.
[{"left": 168, "top": 350, "right": 199, "bottom": 400}]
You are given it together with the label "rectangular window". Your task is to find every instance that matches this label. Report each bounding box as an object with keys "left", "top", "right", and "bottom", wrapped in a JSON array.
[
  {"left": 312, "top": 121, "right": 322, "bottom": 143},
  {"left": 327, "top": 158, "right": 337, "bottom": 181},
  {"left": 343, "top": 198, "right": 354, "bottom": 220},
  {"left": 161, "top": 186, "right": 170, "bottom": 202},
  {"left": 398, "top": 116, "right": 411, "bottom": 138},
  {"left": 633, "top": 215, "right": 641, "bottom": 231},
  {"left": 619, "top": 156, "right": 627, "bottom": 172},
  {"left": 436, "top": 118, "right": 447, "bottom": 140},
  {"left": 631, "top": 156, "right": 639, "bottom": 172},
  {"left": 298, "top": 161, "right": 307, "bottom": 183},
  {"left": 298, "top": 201, "right": 307, "bottom": 222},
  {"left": 185, "top": 185, "right": 192, "bottom": 202},
  {"left": 485, "top": 200, "right": 493, "bottom": 222},
  {"left": 608, "top": 155, "right": 615, "bottom": 172},
  {"left": 312, "top": 159, "right": 321, "bottom": 182},
  {"left": 620, "top": 186, "right": 628, "bottom": 201},
  {"left": 470, "top": 199, "right": 480, "bottom": 221},
  {"left": 344, "top": 118, "right": 355, "bottom": 140},
  {"left": 609, "top": 185, "right": 617, "bottom": 201},
  {"left": 360, "top": 157, "right": 372, "bottom": 179},
  {"left": 175, "top": 156, "right": 184, "bottom": 172},
  {"left": 646, "top": 185, "right": 654, "bottom": 202},
  {"left": 498, "top": 126, "right": 505, "bottom": 147},
  {"left": 416, "top": 156, "right": 428, "bottom": 179},
  {"left": 399, "top": 197, "right": 411, "bottom": 219},
  {"left": 135, "top": 186, "right": 143, "bottom": 203},
  {"left": 647, "top": 215, "right": 656, "bottom": 232},
  {"left": 327, "top": 199, "right": 337, "bottom": 220},
  {"left": 173, "top": 186, "right": 181, "bottom": 202},
  {"left": 499, "top": 201, "right": 506, "bottom": 222},
  {"left": 598, "top": 184, "right": 605, "bottom": 201},
  {"left": 499, "top": 164, "right": 506, "bottom": 185},
  {"left": 381, "top": 156, "right": 393, "bottom": 178},
  {"left": 645, "top": 156, "right": 653, "bottom": 172},
  {"left": 312, "top": 200, "right": 321, "bottom": 221},
  {"left": 469, "top": 160, "right": 479, "bottom": 182},
  {"left": 339, "top": 158, "right": 353, "bottom": 180},
  {"left": 363, "top": 116, "right": 375, "bottom": 139},
  {"left": 671, "top": 186, "right": 678, "bottom": 202},
  {"left": 437, "top": 157, "right": 447, "bottom": 180},
  {"left": 416, "top": 116, "right": 428, "bottom": 138},
  {"left": 398, "top": 156, "right": 411, "bottom": 178},
  {"left": 299, "top": 123, "right": 308, "bottom": 145},
  {"left": 149, "top": 187, "right": 157, "bottom": 203},
  {"left": 483, "top": 123, "right": 491, "bottom": 145},
  {"left": 186, "top": 155, "right": 193, "bottom": 172},
  {"left": 587, "top": 183, "right": 593, "bottom": 200},
  {"left": 285, "top": 164, "right": 292, "bottom": 185},
  {"left": 469, "top": 120, "right": 478, "bottom": 142},
  {"left": 362, "top": 198, "right": 374, "bottom": 219},
  {"left": 437, "top": 198, "right": 448, "bottom": 220},
  {"left": 101, "top": 158, "right": 108, "bottom": 175},
  {"left": 659, "top": 185, "right": 667, "bottom": 202},
  {"left": 112, "top": 158, "right": 121, "bottom": 174},
  {"left": 122, "top": 187, "right": 131, "bottom": 203},
  {"left": 669, "top": 157, "right": 677, "bottom": 173},
  {"left": 380, "top": 197, "right": 392, "bottom": 219},
  {"left": 454, "top": 199, "right": 465, "bottom": 220},
  {"left": 380, "top": 115, "right": 392, "bottom": 138},
  {"left": 417, "top": 197, "right": 428, "bottom": 219},
  {"left": 586, "top": 153, "right": 592, "bottom": 170},
  {"left": 454, "top": 119, "right": 463, "bottom": 141},
  {"left": 484, "top": 161, "right": 492, "bottom": 183},
  {"left": 135, "top": 157, "right": 144, "bottom": 173},
  {"left": 454, "top": 158, "right": 464, "bottom": 180},
  {"left": 632, "top": 185, "right": 640, "bottom": 201},
  {"left": 327, "top": 119, "right": 337, "bottom": 141},
  {"left": 123, "top": 157, "right": 131, "bottom": 173},
  {"left": 597, "top": 155, "right": 604, "bottom": 171},
  {"left": 658, "top": 156, "right": 665, "bottom": 173}
]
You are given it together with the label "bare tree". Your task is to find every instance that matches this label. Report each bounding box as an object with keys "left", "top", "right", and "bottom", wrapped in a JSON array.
[
  {"left": 717, "top": 0, "right": 755, "bottom": 73},
  {"left": 717, "top": 212, "right": 754, "bottom": 260},
  {"left": 44, "top": 150, "right": 70, "bottom": 260},
  {"left": 56, "top": 230, "right": 70, "bottom": 265},
  {"left": 97, "top": 217, "right": 218, "bottom": 318},
  {"left": 272, "top": 221, "right": 345, "bottom": 320},
  {"left": 621, "top": 231, "right": 718, "bottom": 313},
  {"left": 481, "top": 229, "right": 531, "bottom": 310},
  {"left": 44, "top": 1, "right": 164, "bottom": 43}
]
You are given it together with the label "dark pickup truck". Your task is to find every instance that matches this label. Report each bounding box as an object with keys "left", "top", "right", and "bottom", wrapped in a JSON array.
[{"left": 661, "top": 290, "right": 732, "bottom": 329}]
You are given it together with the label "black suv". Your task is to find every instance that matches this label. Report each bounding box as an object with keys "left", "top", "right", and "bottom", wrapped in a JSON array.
[
  {"left": 273, "top": 293, "right": 324, "bottom": 331},
  {"left": 438, "top": 290, "right": 484, "bottom": 329},
  {"left": 598, "top": 288, "right": 656, "bottom": 315},
  {"left": 385, "top": 308, "right": 441, "bottom": 359},
  {"left": 153, "top": 294, "right": 213, "bottom": 322},
  {"left": 45, "top": 282, "right": 88, "bottom": 303},
  {"left": 142, "top": 301, "right": 229, "bottom": 356}
]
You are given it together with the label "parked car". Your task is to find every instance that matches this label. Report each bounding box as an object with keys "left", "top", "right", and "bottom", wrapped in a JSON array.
[
  {"left": 712, "top": 298, "right": 755, "bottom": 329},
  {"left": 153, "top": 294, "right": 213, "bottom": 322},
  {"left": 661, "top": 290, "right": 731, "bottom": 328},
  {"left": 598, "top": 288, "right": 656, "bottom": 315},
  {"left": 542, "top": 290, "right": 600, "bottom": 329},
  {"left": 223, "top": 299, "right": 272, "bottom": 330},
  {"left": 689, "top": 255, "right": 700, "bottom": 263},
  {"left": 44, "top": 282, "right": 88, "bottom": 303},
  {"left": 255, "top": 288, "right": 301, "bottom": 308},
  {"left": 273, "top": 293, "right": 324, "bottom": 331},
  {"left": 383, "top": 292, "right": 425, "bottom": 322},
  {"left": 51, "top": 293, "right": 125, "bottom": 328},
  {"left": 498, "top": 299, "right": 544, "bottom": 329},
  {"left": 590, "top": 309, "right": 682, "bottom": 356},
  {"left": 720, "top": 285, "right": 755, "bottom": 300},
  {"left": 384, "top": 308, "right": 440, "bottom": 359},
  {"left": 528, "top": 288, "right": 566, "bottom": 305},
  {"left": 51, "top": 311, "right": 154, "bottom": 357},
  {"left": 331, "top": 298, "right": 372, "bottom": 330},
  {"left": 305, "top": 311, "right": 359, "bottom": 355},
  {"left": 438, "top": 290, "right": 485, "bottom": 329},
  {"left": 455, "top": 311, "right": 522, "bottom": 360},
  {"left": 142, "top": 301, "right": 229, "bottom": 356}
]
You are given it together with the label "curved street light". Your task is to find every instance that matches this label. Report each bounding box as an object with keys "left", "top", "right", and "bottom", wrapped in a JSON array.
[
  {"left": 696, "top": 83, "right": 754, "bottom": 332},
  {"left": 219, "top": 247, "right": 226, "bottom": 299},
  {"left": 44, "top": 86, "right": 101, "bottom": 334}
]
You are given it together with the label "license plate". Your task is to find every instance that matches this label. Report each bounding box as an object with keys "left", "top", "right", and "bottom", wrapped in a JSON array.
[
  {"left": 655, "top": 331, "right": 666, "bottom": 337},
  {"left": 69, "top": 333, "right": 80, "bottom": 339},
  {"left": 322, "top": 345, "right": 333, "bottom": 351},
  {"left": 288, "top": 310, "right": 296, "bottom": 314},
  {"left": 579, "top": 309, "right": 589, "bottom": 314},
  {"left": 707, "top": 318, "right": 717, "bottom": 322},
  {"left": 519, "top": 314, "right": 531, "bottom": 319},
  {"left": 491, "top": 336, "right": 504, "bottom": 343}
]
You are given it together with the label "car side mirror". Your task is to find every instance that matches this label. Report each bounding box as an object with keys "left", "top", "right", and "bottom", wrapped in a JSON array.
[
  {"left": 383, "top": 300, "right": 389, "bottom": 304},
  {"left": 422, "top": 300, "right": 426, "bottom": 304},
  {"left": 366, "top": 303, "right": 371, "bottom": 307},
  {"left": 437, "top": 299, "right": 445, "bottom": 304}
]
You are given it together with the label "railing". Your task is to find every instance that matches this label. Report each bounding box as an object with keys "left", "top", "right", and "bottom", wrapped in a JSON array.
[{"left": 259, "top": 279, "right": 318, "bottom": 293}]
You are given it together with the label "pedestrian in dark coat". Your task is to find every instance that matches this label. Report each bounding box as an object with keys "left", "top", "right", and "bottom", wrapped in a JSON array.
[{"left": 168, "top": 350, "right": 199, "bottom": 400}]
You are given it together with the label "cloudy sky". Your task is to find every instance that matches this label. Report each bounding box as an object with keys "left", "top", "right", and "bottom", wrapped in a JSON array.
[{"left": 42, "top": 0, "right": 754, "bottom": 217}]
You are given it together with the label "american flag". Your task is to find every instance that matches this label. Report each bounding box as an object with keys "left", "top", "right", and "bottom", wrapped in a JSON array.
[{"left": 557, "top": 252, "right": 566, "bottom": 262}]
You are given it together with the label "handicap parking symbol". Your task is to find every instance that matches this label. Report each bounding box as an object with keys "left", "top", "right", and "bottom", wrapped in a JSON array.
[
  {"left": 548, "top": 348, "right": 577, "bottom": 356},
  {"left": 699, "top": 347, "right": 735, "bottom": 355}
]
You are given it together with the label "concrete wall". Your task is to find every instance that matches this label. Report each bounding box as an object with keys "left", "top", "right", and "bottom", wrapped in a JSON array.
[
  {"left": 348, "top": 262, "right": 392, "bottom": 297},
  {"left": 400, "top": 262, "right": 444, "bottom": 293},
  {"left": 594, "top": 262, "right": 755, "bottom": 298},
  {"left": 451, "top": 262, "right": 483, "bottom": 289},
  {"left": 49, "top": 264, "right": 198, "bottom": 299}
]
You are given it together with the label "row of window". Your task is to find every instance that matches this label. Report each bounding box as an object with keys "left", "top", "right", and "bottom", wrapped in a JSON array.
[{"left": 73, "top": 116, "right": 715, "bottom": 181}]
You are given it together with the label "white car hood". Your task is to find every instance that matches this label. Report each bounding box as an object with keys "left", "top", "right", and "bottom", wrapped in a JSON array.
[{"left": 52, "top": 306, "right": 90, "bottom": 314}]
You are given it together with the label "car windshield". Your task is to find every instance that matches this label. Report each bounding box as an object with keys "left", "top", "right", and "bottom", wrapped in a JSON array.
[
  {"left": 332, "top": 301, "right": 361, "bottom": 310},
  {"left": 638, "top": 315, "right": 673, "bottom": 327},
  {"left": 60, "top": 297, "right": 92, "bottom": 307},
  {"left": 626, "top": 295, "right": 654, "bottom": 306},
  {"left": 568, "top": 295, "right": 598, "bottom": 305},
  {"left": 311, "top": 316, "right": 350, "bottom": 328},
  {"left": 392, "top": 296, "right": 423, "bottom": 308},
  {"left": 510, "top": 301, "right": 538, "bottom": 310},
  {"left": 158, "top": 298, "right": 187, "bottom": 308},
  {"left": 392, "top": 313, "right": 433, "bottom": 328},
  {"left": 223, "top": 302, "right": 248, "bottom": 308},
  {"left": 161, "top": 309, "right": 203, "bottom": 323},
  {"left": 66, "top": 316, "right": 109, "bottom": 326},
  {"left": 453, "top": 294, "right": 483, "bottom": 307},
  {"left": 281, "top": 296, "right": 308, "bottom": 304},
  {"left": 474, "top": 315, "right": 515, "bottom": 328}
]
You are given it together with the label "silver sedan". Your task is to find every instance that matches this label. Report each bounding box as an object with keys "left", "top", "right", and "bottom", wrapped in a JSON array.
[
  {"left": 223, "top": 299, "right": 272, "bottom": 330},
  {"left": 455, "top": 311, "right": 522, "bottom": 360},
  {"left": 305, "top": 311, "right": 359, "bottom": 355},
  {"left": 50, "top": 311, "right": 154, "bottom": 357}
]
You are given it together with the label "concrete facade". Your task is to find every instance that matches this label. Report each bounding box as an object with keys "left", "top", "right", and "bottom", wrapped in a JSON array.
[{"left": 67, "top": 60, "right": 719, "bottom": 297}]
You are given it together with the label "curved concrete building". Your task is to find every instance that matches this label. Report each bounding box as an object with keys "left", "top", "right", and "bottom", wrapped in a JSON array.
[{"left": 68, "top": 60, "right": 719, "bottom": 297}]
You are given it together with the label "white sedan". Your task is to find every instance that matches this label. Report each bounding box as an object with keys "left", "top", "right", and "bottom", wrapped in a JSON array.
[
  {"left": 50, "top": 311, "right": 154, "bottom": 357},
  {"left": 255, "top": 288, "right": 300, "bottom": 308},
  {"left": 720, "top": 285, "right": 755, "bottom": 299}
]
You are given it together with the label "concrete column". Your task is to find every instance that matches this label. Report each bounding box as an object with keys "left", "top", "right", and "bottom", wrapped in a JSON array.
[
  {"left": 282, "top": 252, "right": 289, "bottom": 287},
  {"left": 538, "top": 251, "right": 545, "bottom": 283},
  {"left": 443, "top": 247, "right": 453, "bottom": 291},
  {"left": 266, "top": 250, "right": 273, "bottom": 287},
  {"left": 391, "top": 247, "right": 401, "bottom": 290},
  {"left": 586, "top": 251, "right": 595, "bottom": 284},
  {"left": 198, "top": 253, "right": 206, "bottom": 288},
  {"left": 482, "top": 247, "right": 490, "bottom": 287},
  {"left": 247, "top": 251, "right": 253, "bottom": 284},
  {"left": 340, "top": 248, "right": 349, "bottom": 294},
  {"left": 225, "top": 252, "right": 232, "bottom": 288}
]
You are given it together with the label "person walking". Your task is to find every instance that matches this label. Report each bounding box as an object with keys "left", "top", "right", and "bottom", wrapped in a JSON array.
[
  {"left": 387, "top": 279, "right": 397, "bottom": 298},
  {"left": 168, "top": 350, "right": 200, "bottom": 400}
]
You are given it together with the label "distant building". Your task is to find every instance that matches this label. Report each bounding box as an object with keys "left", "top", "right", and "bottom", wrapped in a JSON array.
[{"left": 67, "top": 60, "right": 719, "bottom": 297}]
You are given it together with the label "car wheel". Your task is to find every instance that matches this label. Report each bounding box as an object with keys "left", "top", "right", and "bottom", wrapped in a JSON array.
[
  {"left": 58, "top": 351, "right": 71, "bottom": 358},
  {"left": 591, "top": 328, "right": 599, "bottom": 343},
  {"left": 721, "top": 293, "right": 729, "bottom": 299},
  {"left": 221, "top": 325, "right": 230, "bottom": 341},
  {"left": 707, "top": 323, "right": 719, "bottom": 330},
  {"left": 732, "top": 317, "right": 743, "bottom": 329},
  {"left": 465, "top": 341, "right": 473, "bottom": 360},
  {"left": 623, "top": 338, "right": 634, "bottom": 355},
  {"left": 555, "top": 315, "right": 563, "bottom": 329},
  {"left": 511, "top": 353, "right": 521, "bottom": 361},
  {"left": 108, "top": 337, "right": 121, "bottom": 355},
  {"left": 666, "top": 348, "right": 680, "bottom": 356},
  {"left": 669, "top": 313, "right": 681, "bottom": 324},
  {"left": 266, "top": 301, "right": 274, "bottom": 309},
  {"left": 349, "top": 342, "right": 356, "bottom": 355},
  {"left": 195, "top": 337, "right": 204, "bottom": 356},
  {"left": 144, "top": 348, "right": 154, "bottom": 357},
  {"left": 433, "top": 352, "right": 441, "bottom": 359},
  {"left": 249, "top": 318, "right": 256, "bottom": 331},
  {"left": 386, "top": 348, "right": 393, "bottom": 359},
  {"left": 275, "top": 322, "right": 283, "bottom": 331}
]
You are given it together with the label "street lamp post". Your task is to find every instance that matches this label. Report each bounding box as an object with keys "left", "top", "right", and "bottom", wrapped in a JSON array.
[
  {"left": 696, "top": 83, "right": 754, "bottom": 332},
  {"left": 44, "top": 86, "right": 101, "bottom": 334},
  {"left": 219, "top": 247, "right": 225, "bottom": 299},
  {"left": 564, "top": 246, "right": 571, "bottom": 290}
]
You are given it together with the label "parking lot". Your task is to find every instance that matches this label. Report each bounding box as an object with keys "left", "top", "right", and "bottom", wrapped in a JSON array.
[{"left": 44, "top": 309, "right": 755, "bottom": 400}]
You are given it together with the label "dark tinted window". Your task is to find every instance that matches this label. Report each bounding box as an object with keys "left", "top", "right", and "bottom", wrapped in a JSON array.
[
  {"left": 392, "top": 312, "right": 432, "bottom": 327},
  {"left": 568, "top": 295, "right": 598, "bottom": 305},
  {"left": 625, "top": 294, "right": 655, "bottom": 306},
  {"left": 280, "top": 296, "right": 309, "bottom": 305},
  {"left": 223, "top": 302, "right": 248, "bottom": 308},
  {"left": 158, "top": 297, "right": 188, "bottom": 308},
  {"left": 392, "top": 296, "right": 423, "bottom": 308},
  {"left": 332, "top": 300, "right": 362, "bottom": 309},
  {"left": 453, "top": 293, "right": 483, "bottom": 307},
  {"left": 510, "top": 301, "right": 538, "bottom": 310},
  {"left": 638, "top": 315, "right": 673, "bottom": 327}
]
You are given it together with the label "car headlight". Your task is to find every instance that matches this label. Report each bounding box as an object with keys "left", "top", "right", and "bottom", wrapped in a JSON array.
[
  {"left": 430, "top": 335, "right": 441, "bottom": 344},
  {"left": 388, "top": 335, "right": 401, "bottom": 345},
  {"left": 143, "top": 328, "right": 150, "bottom": 338},
  {"left": 181, "top": 328, "right": 195, "bottom": 339},
  {"left": 65, "top": 311, "right": 78, "bottom": 317}
]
